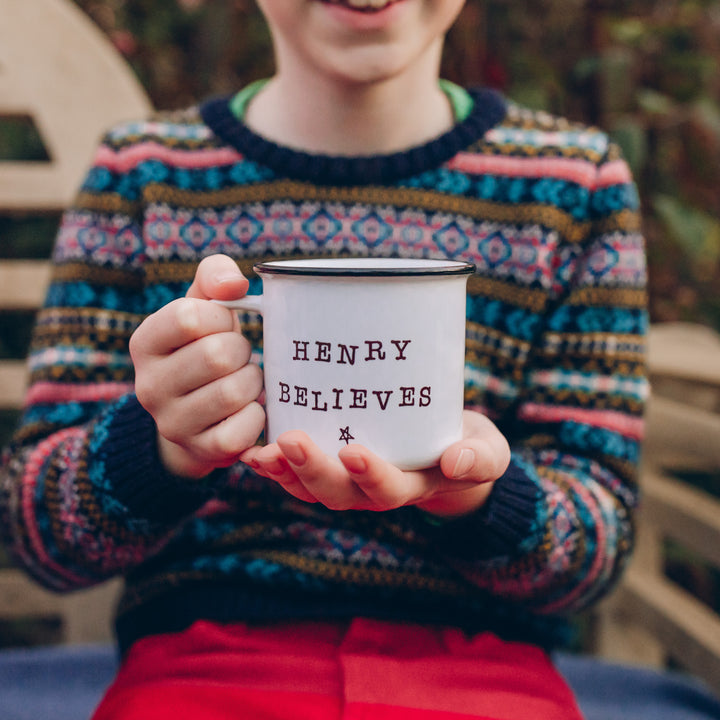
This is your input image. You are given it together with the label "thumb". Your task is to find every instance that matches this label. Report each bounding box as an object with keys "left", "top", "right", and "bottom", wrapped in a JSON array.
[
  {"left": 439, "top": 412, "right": 511, "bottom": 483},
  {"left": 186, "top": 254, "right": 249, "bottom": 301}
]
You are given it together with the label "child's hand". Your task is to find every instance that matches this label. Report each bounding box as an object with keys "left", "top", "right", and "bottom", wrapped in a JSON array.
[
  {"left": 130, "top": 255, "right": 265, "bottom": 479},
  {"left": 241, "top": 411, "right": 510, "bottom": 517}
]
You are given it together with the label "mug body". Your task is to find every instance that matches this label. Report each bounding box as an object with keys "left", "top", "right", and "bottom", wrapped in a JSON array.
[{"left": 256, "top": 258, "right": 473, "bottom": 470}]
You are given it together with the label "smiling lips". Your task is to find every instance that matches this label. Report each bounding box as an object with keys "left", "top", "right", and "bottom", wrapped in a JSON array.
[{"left": 322, "top": 0, "right": 400, "bottom": 11}]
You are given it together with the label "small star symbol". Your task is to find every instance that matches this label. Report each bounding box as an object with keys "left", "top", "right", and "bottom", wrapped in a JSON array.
[{"left": 339, "top": 426, "right": 354, "bottom": 445}]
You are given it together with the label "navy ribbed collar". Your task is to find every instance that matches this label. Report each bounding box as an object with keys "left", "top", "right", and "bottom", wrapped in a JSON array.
[{"left": 200, "top": 87, "right": 506, "bottom": 187}]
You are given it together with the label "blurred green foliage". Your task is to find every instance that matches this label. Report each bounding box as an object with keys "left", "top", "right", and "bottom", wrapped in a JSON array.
[{"left": 0, "top": 116, "right": 50, "bottom": 162}]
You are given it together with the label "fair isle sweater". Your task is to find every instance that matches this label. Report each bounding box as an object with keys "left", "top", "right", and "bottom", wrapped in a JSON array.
[{"left": 0, "top": 88, "right": 648, "bottom": 655}]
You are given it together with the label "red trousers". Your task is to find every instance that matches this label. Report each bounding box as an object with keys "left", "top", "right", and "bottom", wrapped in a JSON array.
[{"left": 91, "top": 618, "right": 584, "bottom": 720}]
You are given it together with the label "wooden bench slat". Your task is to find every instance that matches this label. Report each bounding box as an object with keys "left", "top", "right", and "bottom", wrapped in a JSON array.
[
  {"left": 643, "top": 394, "right": 720, "bottom": 470},
  {"left": 641, "top": 470, "right": 720, "bottom": 570},
  {"left": 0, "top": 361, "right": 29, "bottom": 409},
  {"left": 0, "top": 570, "right": 121, "bottom": 643},
  {"left": 0, "top": 260, "right": 51, "bottom": 309},
  {"left": 648, "top": 323, "right": 720, "bottom": 389},
  {"left": 617, "top": 569, "right": 720, "bottom": 697},
  {"left": 0, "top": 165, "right": 75, "bottom": 213},
  {"left": 0, "top": 569, "right": 65, "bottom": 619},
  {"left": 592, "top": 322, "right": 720, "bottom": 684}
]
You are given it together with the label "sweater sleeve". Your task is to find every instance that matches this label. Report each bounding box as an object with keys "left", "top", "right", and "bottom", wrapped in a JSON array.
[
  {"left": 426, "top": 141, "right": 648, "bottom": 616},
  {"left": 0, "top": 133, "right": 221, "bottom": 592}
]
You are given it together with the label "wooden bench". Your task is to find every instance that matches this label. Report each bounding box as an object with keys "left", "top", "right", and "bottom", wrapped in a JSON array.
[
  {"left": 0, "top": 0, "right": 151, "bottom": 645},
  {"left": 593, "top": 322, "right": 720, "bottom": 696}
]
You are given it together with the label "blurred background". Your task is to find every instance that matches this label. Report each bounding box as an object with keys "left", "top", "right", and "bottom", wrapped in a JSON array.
[
  {"left": 1, "top": 0, "right": 719, "bottom": 647},
  {"left": 2, "top": 0, "right": 720, "bottom": 329}
]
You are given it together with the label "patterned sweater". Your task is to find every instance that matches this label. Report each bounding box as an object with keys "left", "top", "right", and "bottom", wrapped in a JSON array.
[{"left": 0, "top": 88, "right": 648, "bottom": 654}]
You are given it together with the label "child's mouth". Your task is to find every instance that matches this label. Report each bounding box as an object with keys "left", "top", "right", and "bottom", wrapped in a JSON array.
[{"left": 322, "top": 0, "right": 400, "bottom": 12}]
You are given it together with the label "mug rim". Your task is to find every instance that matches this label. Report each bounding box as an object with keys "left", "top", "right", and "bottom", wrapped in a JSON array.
[{"left": 253, "top": 257, "right": 475, "bottom": 277}]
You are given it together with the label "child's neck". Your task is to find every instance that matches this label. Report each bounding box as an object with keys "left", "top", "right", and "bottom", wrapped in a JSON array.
[{"left": 245, "top": 66, "right": 454, "bottom": 157}]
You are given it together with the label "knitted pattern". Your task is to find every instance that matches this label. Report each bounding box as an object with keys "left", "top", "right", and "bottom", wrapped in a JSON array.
[{"left": 0, "top": 88, "right": 648, "bottom": 654}]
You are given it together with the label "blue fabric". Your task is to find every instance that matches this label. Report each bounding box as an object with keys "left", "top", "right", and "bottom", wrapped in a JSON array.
[
  {"left": 555, "top": 653, "right": 720, "bottom": 720},
  {"left": 0, "top": 644, "right": 117, "bottom": 720},
  {"left": 0, "top": 644, "right": 719, "bottom": 720}
]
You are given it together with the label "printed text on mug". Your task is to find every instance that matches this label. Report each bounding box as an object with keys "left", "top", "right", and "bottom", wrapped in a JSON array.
[{"left": 277, "top": 337, "right": 432, "bottom": 412}]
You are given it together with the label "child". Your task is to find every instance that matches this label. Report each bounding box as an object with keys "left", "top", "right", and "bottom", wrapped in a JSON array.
[{"left": 0, "top": 1, "right": 647, "bottom": 718}]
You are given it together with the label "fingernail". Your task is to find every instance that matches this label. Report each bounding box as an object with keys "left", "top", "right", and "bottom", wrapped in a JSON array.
[
  {"left": 342, "top": 453, "right": 367, "bottom": 475},
  {"left": 281, "top": 441, "right": 306, "bottom": 467},
  {"left": 452, "top": 449, "right": 475, "bottom": 479},
  {"left": 214, "top": 272, "right": 242, "bottom": 285}
]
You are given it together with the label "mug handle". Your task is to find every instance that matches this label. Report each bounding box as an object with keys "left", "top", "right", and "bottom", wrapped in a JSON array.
[{"left": 212, "top": 296, "right": 264, "bottom": 314}]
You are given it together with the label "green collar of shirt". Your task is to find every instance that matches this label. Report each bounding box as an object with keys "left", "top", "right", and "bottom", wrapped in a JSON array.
[{"left": 229, "top": 78, "right": 475, "bottom": 124}]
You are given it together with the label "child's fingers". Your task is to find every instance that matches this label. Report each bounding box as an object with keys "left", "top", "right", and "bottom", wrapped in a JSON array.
[
  {"left": 155, "top": 400, "right": 266, "bottom": 479},
  {"left": 193, "top": 401, "right": 266, "bottom": 463},
  {"left": 156, "top": 331, "right": 254, "bottom": 398},
  {"left": 339, "top": 445, "right": 412, "bottom": 507},
  {"left": 249, "top": 444, "right": 320, "bottom": 505},
  {"left": 186, "top": 254, "right": 249, "bottom": 302},
  {"left": 133, "top": 330, "right": 255, "bottom": 418},
  {"left": 130, "top": 297, "right": 238, "bottom": 359},
  {"left": 338, "top": 445, "right": 439, "bottom": 510},
  {"left": 272, "top": 433, "right": 368, "bottom": 510},
  {"left": 274, "top": 433, "right": 443, "bottom": 511},
  {"left": 155, "top": 364, "right": 264, "bottom": 442},
  {"left": 439, "top": 411, "right": 511, "bottom": 483},
  {"left": 247, "top": 431, "right": 496, "bottom": 514}
]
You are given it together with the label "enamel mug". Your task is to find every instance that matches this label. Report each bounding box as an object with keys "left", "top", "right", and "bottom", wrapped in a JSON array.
[{"left": 218, "top": 257, "right": 474, "bottom": 470}]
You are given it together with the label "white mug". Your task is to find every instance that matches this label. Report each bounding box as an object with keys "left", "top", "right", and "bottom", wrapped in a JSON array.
[{"left": 217, "top": 258, "right": 474, "bottom": 470}]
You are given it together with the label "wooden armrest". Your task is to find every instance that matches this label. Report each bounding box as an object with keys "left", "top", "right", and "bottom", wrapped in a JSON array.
[
  {"left": 0, "top": 569, "right": 65, "bottom": 619},
  {"left": 0, "top": 361, "right": 28, "bottom": 409},
  {"left": 640, "top": 471, "right": 720, "bottom": 569},
  {"left": 0, "top": 570, "right": 121, "bottom": 644},
  {"left": 0, "top": 260, "right": 51, "bottom": 310},
  {"left": 0, "top": 260, "right": 50, "bottom": 410},
  {"left": 648, "top": 322, "right": 720, "bottom": 389},
  {"left": 615, "top": 568, "right": 720, "bottom": 697},
  {"left": 643, "top": 395, "right": 720, "bottom": 471}
]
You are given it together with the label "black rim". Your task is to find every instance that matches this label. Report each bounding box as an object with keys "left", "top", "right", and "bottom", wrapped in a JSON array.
[{"left": 253, "top": 259, "right": 476, "bottom": 278}]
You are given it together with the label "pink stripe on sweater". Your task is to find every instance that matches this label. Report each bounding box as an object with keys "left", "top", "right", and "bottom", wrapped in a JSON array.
[
  {"left": 446, "top": 154, "right": 632, "bottom": 189},
  {"left": 518, "top": 403, "right": 644, "bottom": 440},
  {"left": 22, "top": 428, "right": 93, "bottom": 587},
  {"left": 95, "top": 142, "right": 243, "bottom": 174},
  {"left": 596, "top": 160, "right": 633, "bottom": 188},
  {"left": 95, "top": 141, "right": 633, "bottom": 190},
  {"left": 26, "top": 382, "right": 134, "bottom": 406}
]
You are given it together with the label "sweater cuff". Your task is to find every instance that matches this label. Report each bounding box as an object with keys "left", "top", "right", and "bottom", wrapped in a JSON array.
[
  {"left": 423, "top": 455, "right": 542, "bottom": 561},
  {"left": 90, "top": 394, "right": 221, "bottom": 525}
]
